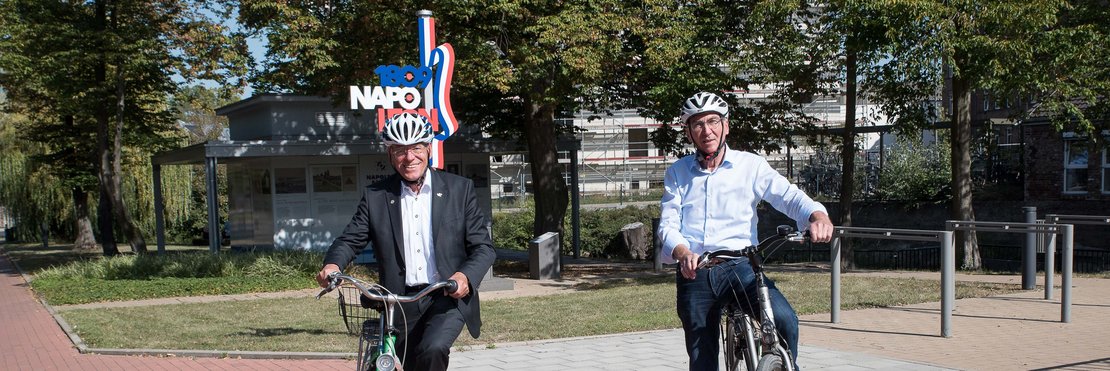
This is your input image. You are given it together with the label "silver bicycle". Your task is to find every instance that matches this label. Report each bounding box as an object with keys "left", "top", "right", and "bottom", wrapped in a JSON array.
[
  {"left": 698, "top": 225, "right": 808, "bottom": 371},
  {"left": 318, "top": 271, "right": 458, "bottom": 371}
]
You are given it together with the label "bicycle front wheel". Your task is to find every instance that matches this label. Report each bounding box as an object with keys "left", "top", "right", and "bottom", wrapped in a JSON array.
[
  {"left": 356, "top": 319, "right": 383, "bottom": 371},
  {"left": 754, "top": 342, "right": 793, "bottom": 371},
  {"left": 722, "top": 312, "right": 742, "bottom": 371},
  {"left": 755, "top": 354, "right": 784, "bottom": 371}
]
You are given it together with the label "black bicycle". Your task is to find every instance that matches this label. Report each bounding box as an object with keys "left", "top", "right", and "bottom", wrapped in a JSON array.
[
  {"left": 318, "top": 271, "right": 458, "bottom": 371},
  {"left": 698, "top": 225, "right": 808, "bottom": 371}
]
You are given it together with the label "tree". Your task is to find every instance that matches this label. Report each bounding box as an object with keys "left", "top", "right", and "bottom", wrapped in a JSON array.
[
  {"left": 239, "top": 0, "right": 643, "bottom": 238},
  {"left": 171, "top": 85, "right": 240, "bottom": 144},
  {"left": 1, "top": 1, "right": 101, "bottom": 249},
  {"left": 860, "top": 0, "right": 1109, "bottom": 269},
  {"left": 0, "top": 0, "right": 248, "bottom": 255},
  {"left": 635, "top": 1, "right": 833, "bottom": 157},
  {"left": 818, "top": 1, "right": 939, "bottom": 269}
]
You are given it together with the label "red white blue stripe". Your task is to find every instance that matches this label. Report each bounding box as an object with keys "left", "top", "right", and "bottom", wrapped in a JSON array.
[{"left": 417, "top": 14, "right": 458, "bottom": 169}]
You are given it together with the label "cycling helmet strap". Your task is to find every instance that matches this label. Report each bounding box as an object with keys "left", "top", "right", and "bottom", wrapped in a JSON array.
[{"left": 697, "top": 140, "right": 726, "bottom": 169}]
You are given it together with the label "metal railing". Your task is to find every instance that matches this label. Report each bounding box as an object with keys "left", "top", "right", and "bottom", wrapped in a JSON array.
[
  {"left": 829, "top": 226, "right": 956, "bottom": 337},
  {"left": 1042, "top": 214, "right": 1110, "bottom": 301},
  {"left": 946, "top": 220, "right": 1074, "bottom": 323}
]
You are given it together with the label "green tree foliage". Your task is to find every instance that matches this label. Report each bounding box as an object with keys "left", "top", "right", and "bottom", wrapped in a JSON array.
[
  {"left": 851, "top": 0, "right": 1109, "bottom": 269},
  {"left": 0, "top": 109, "right": 73, "bottom": 243},
  {"left": 171, "top": 85, "right": 240, "bottom": 144},
  {"left": 635, "top": 1, "right": 833, "bottom": 156},
  {"left": 0, "top": 91, "right": 223, "bottom": 247},
  {"left": 0, "top": 0, "right": 249, "bottom": 254},
  {"left": 878, "top": 134, "right": 952, "bottom": 202}
]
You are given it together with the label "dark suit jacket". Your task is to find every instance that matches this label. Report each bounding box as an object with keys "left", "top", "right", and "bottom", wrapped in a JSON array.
[{"left": 323, "top": 170, "right": 496, "bottom": 338}]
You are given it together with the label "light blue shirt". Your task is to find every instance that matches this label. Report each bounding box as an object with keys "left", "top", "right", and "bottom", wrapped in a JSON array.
[{"left": 658, "top": 146, "right": 827, "bottom": 264}]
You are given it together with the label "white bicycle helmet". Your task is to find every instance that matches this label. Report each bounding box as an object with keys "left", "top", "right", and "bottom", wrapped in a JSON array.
[
  {"left": 382, "top": 113, "right": 434, "bottom": 146},
  {"left": 679, "top": 92, "right": 729, "bottom": 124}
]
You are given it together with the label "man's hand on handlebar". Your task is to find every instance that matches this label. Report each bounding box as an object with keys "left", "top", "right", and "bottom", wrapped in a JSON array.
[
  {"left": 447, "top": 272, "right": 469, "bottom": 299},
  {"left": 674, "top": 246, "right": 699, "bottom": 280},
  {"left": 808, "top": 211, "right": 834, "bottom": 243},
  {"left": 316, "top": 263, "right": 342, "bottom": 288}
]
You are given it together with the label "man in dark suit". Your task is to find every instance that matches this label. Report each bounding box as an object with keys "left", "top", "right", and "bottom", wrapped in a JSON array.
[{"left": 316, "top": 113, "right": 496, "bottom": 371}]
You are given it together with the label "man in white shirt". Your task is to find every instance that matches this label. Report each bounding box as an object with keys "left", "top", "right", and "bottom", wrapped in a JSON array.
[{"left": 658, "top": 92, "right": 834, "bottom": 370}]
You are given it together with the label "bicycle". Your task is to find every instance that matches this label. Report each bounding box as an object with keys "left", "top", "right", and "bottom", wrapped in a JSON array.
[
  {"left": 698, "top": 225, "right": 808, "bottom": 371},
  {"left": 317, "top": 271, "right": 458, "bottom": 371}
]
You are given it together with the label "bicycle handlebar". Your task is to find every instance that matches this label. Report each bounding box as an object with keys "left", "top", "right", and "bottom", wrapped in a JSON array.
[
  {"left": 316, "top": 271, "right": 459, "bottom": 304},
  {"left": 696, "top": 226, "right": 810, "bottom": 269}
]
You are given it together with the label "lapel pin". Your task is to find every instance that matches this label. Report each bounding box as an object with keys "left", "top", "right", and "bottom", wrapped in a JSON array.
[
  {"left": 436, "top": 193, "right": 443, "bottom": 197},
  {"left": 390, "top": 199, "right": 395, "bottom": 204}
]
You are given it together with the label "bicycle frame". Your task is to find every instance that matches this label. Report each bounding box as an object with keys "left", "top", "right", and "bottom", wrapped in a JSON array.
[
  {"left": 705, "top": 226, "right": 804, "bottom": 371},
  {"left": 318, "top": 272, "right": 457, "bottom": 371}
]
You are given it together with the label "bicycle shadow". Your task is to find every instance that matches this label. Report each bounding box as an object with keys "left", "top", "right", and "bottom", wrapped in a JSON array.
[{"left": 234, "top": 327, "right": 333, "bottom": 337}]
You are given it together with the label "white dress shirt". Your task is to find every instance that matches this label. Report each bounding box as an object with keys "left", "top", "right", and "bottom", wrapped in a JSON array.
[
  {"left": 401, "top": 169, "right": 437, "bottom": 286},
  {"left": 658, "top": 146, "right": 827, "bottom": 264}
]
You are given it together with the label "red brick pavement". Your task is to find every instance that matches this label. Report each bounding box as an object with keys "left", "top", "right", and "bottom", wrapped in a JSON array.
[
  {"left": 0, "top": 252, "right": 352, "bottom": 371},
  {"left": 798, "top": 272, "right": 1110, "bottom": 370}
]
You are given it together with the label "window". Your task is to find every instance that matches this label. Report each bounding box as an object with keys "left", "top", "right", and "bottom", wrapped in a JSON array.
[
  {"left": 1063, "top": 140, "right": 1088, "bottom": 193},
  {"left": 628, "top": 128, "right": 649, "bottom": 157},
  {"left": 1103, "top": 150, "right": 1109, "bottom": 194}
]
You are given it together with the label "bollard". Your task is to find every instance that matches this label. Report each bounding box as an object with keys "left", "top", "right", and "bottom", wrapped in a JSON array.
[
  {"left": 529, "top": 232, "right": 561, "bottom": 280},
  {"left": 1022, "top": 207, "right": 1037, "bottom": 290}
]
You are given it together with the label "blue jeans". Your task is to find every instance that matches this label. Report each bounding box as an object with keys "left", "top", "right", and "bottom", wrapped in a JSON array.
[{"left": 676, "top": 258, "right": 799, "bottom": 371}]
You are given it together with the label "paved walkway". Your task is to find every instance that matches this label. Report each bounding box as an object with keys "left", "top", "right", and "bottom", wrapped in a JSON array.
[{"left": 4, "top": 247, "right": 1110, "bottom": 370}]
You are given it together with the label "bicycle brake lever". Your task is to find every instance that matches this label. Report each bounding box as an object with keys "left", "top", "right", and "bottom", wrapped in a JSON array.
[{"left": 315, "top": 272, "right": 342, "bottom": 299}]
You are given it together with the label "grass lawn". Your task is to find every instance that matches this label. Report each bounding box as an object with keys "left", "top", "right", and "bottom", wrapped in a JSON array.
[
  {"left": 2, "top": 241, "right": 1080, "bottom": 352},
  {"left": 56, "top": 272, "right": 1021, "bottom": 352},
  {"left": 2, "top": 242, "right": 325, "bottom": 305}
]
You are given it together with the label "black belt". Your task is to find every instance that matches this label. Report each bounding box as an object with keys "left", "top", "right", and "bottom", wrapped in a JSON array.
[{"left": 406, "top": 284, "right": 430, "bottom": 293}]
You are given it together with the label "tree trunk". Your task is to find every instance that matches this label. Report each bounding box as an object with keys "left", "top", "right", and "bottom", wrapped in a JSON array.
[
  {"left": 950, "top": 56, "right": 980, "bottom": 270},
  {"left": 72, "top": 188, "right": 98, "bottom": 250},
  {"left": 523, "top": 92, "right": 569, "bottom": 241},
  {"left": 94, "top": 0, "right": 119, "bottom": 257},
  {"left": 110, "top": 64, "right": 147, "bottom": 253},
  {"left": 837, "top": 47, "right": 858, "bottom": 270}
]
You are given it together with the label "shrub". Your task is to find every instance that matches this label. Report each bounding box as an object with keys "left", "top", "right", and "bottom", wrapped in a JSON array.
[
  {"left": 492, "top": 204, "right": 661, "bottom": 258},
  {"left": 878, "top": 135, "right": 951, "bottom": 202}
]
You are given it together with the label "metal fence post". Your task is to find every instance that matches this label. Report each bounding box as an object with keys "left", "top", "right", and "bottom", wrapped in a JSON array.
[
  {"left": 941, "top": 230, "right": 955, "bottom": 338},
  {"left": 830, "top": 236, "right": 841, "bottom": 324},
  {"left": 1022, "top": 206, "right": 1037, "bottom": 290},
  {"left": 1044, "top": 223, "right": 1056, "bottom": 300},
  {"left": 1062, "top": 224, "right": 1073, "bottom": 323}
]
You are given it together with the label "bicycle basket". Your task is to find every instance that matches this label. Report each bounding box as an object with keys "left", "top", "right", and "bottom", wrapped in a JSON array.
[{"left": 336, "top": 285, "right": 380, "bottom": 337}]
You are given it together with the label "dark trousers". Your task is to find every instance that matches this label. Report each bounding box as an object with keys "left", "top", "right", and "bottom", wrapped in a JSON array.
[
  {"left": 676, "top": 259, "right": 799, "bottom": 371},
  {"left": 394, "top": 289, "right": 465, "bottom": 371}
]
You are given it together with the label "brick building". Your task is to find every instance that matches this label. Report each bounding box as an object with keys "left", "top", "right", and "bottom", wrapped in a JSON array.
[{"left": 1022, "top": 121, "right": 1110, "bottom": 201}]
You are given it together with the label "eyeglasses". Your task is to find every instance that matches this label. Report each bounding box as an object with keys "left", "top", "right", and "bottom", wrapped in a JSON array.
[
  {"left": 689, "top": 117, "right": 724, "bottom": 131},
  {"left": 389, "top": 144, "right": 428, "bottom": 157}
]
